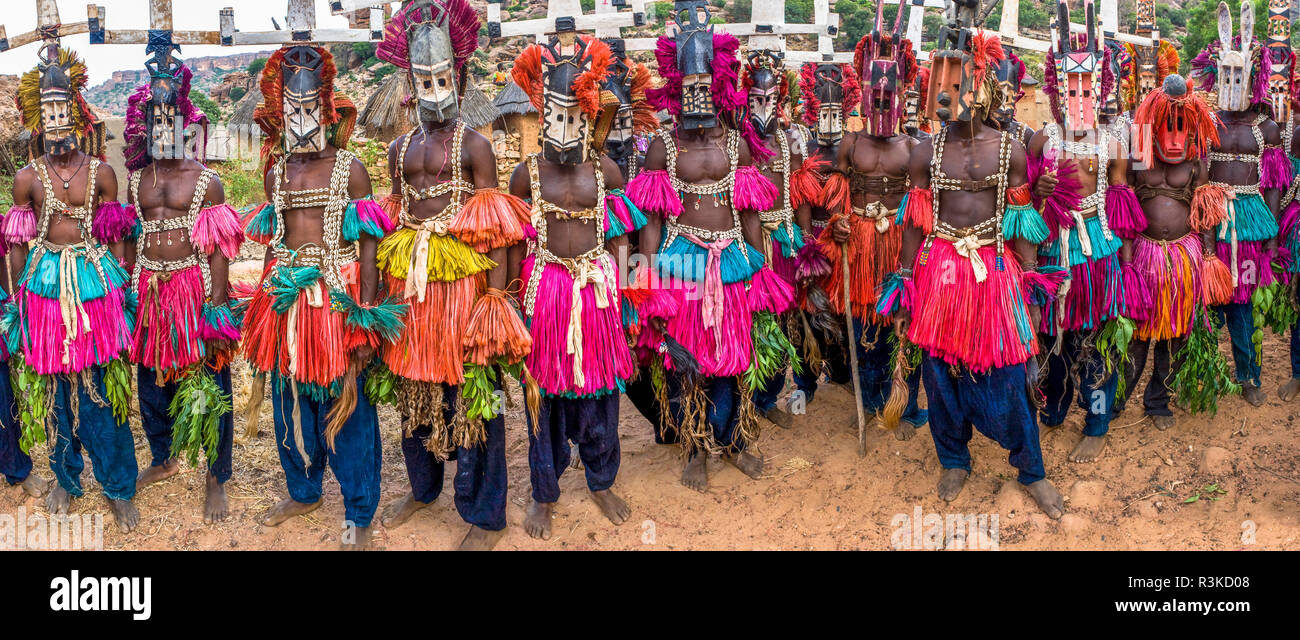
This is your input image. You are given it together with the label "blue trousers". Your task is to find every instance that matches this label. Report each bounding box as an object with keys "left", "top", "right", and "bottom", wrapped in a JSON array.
[
  {"left": 48, "top": 368, "right": 138, "bottom": 501},
  {"left": 1217, "top": 302, "right": 1261, "bottom": 387},
  {"left": 1290, "top": 283, "right": 1300, "bottom": 379},
  {"left": 0, "top": 365, "right": 32, "bottom": 485},
  {"left": 921, "top": 358, "right": 1046, "bottom": 485},
  {"left": 398, "top": 383, "right": 507, "bottom": 531},
  {"left": 271, "top": 375, "right": 382, "bottom": 529},
  {"left": 1038, "top": 332, "right": 1116, "bottom": 437},
  {"left": 138, "top": 365, "right": 234, "bottom": 483},
  {"left": 526, "top": 392, "right": 620, "bottom": 503},
  {"left": 666, "top": 374, "right": 745, "bottom": 455},
  {"left": 782, "top": 318, "right": 927, "bottom": 425}
]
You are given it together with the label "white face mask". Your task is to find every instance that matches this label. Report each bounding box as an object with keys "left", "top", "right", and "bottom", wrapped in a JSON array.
[
  {"left": 748, "top": 85, "right": 780, "bottom": 133},
  {"left": 542, "top": 92, "right": 589, "bottom": 164},
  {"left": 40, "top": 96, "right": 75, "bottom": 152},
  {"left": 817, "top": 103, "right": 843, "bottom": 145},
  {"left": 1216, "top": 0, "right": 1257, "bottom": 112},
  {"left": 284, "top": 93, "right": 325, "bottom": 154}
]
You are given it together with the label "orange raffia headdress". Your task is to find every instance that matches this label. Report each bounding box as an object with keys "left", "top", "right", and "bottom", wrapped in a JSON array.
[
  {"left": 253, "top": 46, "right": 357, "bottom": 173},
  {"left": 512, "top": 36, "right": 614, "bottom": 123}
]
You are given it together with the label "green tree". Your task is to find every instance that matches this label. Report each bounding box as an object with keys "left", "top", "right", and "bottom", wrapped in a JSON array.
[
  {"left": 229, "top": 86, "right": 247, "bottom": 102},
  {"left": 247, "top": 57, "right": 268, "bottom": 76},
  {"left": 786, "top": 0, "right": 814, "bottom": 24},
  {"left": 190, "top": 90, "right": 221, "bottom": 124},
  {"left": 732, "top": 0, "right": 751, "bottom": 21},
  {"left": 1182, "top": 0, "right": 1268, "bottom": 75}
]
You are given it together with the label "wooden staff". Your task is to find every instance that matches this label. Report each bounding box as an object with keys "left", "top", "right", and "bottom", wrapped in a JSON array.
[{"left": 841, "top": 244, "right": 868, "bottom": 457}]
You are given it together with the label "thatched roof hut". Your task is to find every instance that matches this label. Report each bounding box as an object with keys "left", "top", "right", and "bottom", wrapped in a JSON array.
[
  {"left": 461, "top": 84, "right": 499, "bottom": 130},
  {"left": 228, "top": 85, "right": 263, "bottom": 130},
  {"left": 493, "top": 80, "right": 535, "bottom": 118},
  {"left": 492, "top": 81, "right": 540, "bottom": 161}
]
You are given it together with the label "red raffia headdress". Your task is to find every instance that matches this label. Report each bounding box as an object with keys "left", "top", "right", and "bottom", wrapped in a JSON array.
[
  {"left": 1133, "top": 76, "right": 1221, "bottom": 164},
  {"left": 253, "top": 46, "right": 357, "bottom": 173},
  {"left": 797, "top": 62, "right": 862, "bottom": 129}
]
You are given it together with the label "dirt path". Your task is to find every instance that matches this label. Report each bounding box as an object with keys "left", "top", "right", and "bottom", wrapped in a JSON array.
[{"left": 3, "top": 259, "right": 1299, "bottom": 550}]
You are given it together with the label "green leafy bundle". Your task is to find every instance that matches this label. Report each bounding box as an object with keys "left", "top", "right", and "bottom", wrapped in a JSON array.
[
  {"left": 167, "top": 367, "right": 232, "bottom": 468},
  {"left": 1097, "top": 316, "right": 1136, "bottom": 400},
  {"left": 741, "top": 311, "right": 800, "bottom": 393},
  {"left": 363, "top": 361, "right": 398, "bottom": 407},
  {"left": 462, "top": 362, "right": 503, "bottom": 421},
  {"left": 103, "top": 358, "right": 133, "bottom": 425},
  {"left": 1172, "top": 310, "right": 1241, "bottom": 416},
  {"left": 1251, "top": 281, "right": 1298, "bottom": 363},
  {"left": 11, "top": 357, "right": 49, "bottom": 454}
]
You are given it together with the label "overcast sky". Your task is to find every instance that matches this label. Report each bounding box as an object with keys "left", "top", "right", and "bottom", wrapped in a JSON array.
[{"left": 0, "top": 0, "right": 370, "bottom": 77}]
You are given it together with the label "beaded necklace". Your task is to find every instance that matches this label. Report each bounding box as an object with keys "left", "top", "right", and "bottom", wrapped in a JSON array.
[
  {"left": 661, "top": 128, "right": 745, "bottom": 249},
  {"left": 129, "top": 167, "right": 218, "bottom": 296},
  {"left": 268, "top": 149, "right": 358, "bottom": 292}
]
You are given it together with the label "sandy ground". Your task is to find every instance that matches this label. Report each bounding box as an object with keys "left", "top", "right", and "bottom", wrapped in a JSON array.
[{"left": 3, "top": 253, "right": 1300, "bottom": 550}]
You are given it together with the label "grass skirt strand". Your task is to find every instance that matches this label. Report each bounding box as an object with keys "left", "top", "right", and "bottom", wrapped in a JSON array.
[
  {"left": 380, "top": 273, "right": 480, "bottom": 384},
  {"left": 1132, "top": 234, "right": 1202, "bottom": 341},
  {"left": 907, "top": 240, "right": 1037, "bottom": 372},
  {"left": 521, "top": 254, "right": 633, "bottom": 397}
]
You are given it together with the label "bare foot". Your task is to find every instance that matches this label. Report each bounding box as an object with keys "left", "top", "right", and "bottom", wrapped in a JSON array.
[
  {"left": 1280, "top": 378, "right": 1300, "bottom": 402},
  {"left": 894, "top": 422, "right": 917, "bottom": 441},
  {"left": 108, "top": 498, "right": 140, "bottom": 533},
  {"left": 341, "top": 526, "right": 372, "bottom": 550},
  {"left": 1025, "top": 479, "right": 1064, "bottom": 519},
  {"left": 1243, "top": 386, "right": 1266, "bottom": 407},
  {"left": 380, "top": 492, "right": 430, "bottom": 529},
  {"left": 937, "top": 468, "right": 969, "bottom": 502},
  {"left": 45, "top": 485, "right": 71, "bottom": 515},
  {"left": 458, "top": 525, "right": 505, "bottom": 551},
  {"left": 681, "top": 454, "right": 708, "bottom": 493},
  {"left": 763, "top": 406, "right": 793, "bottom": 429},
  {"left": 136, "top": 459, "right": 180, "bottom": 490},
  {"left": 524, "top": 500, "right": 554, "bottom": 540},
  {"left": 19, "top": 475, "right": 47, "bottom": 498},
  {"left": 258, "top": 497, "right": 321, "bottom": 527},
  {"left": 589, "top": 489, "right": 631, "bottom": 525},
  {"left": 203, "top": 473, "right": 228, "bottom": 524},
  {"left": 1068, "top": 435, "right": 1106, "bottom": 463},
  {"left": 724, "top": 450, "right": 764, "bottom": 480},
  {"left": 1151, "top": 415, "right": 1175, "bottom": 431}
]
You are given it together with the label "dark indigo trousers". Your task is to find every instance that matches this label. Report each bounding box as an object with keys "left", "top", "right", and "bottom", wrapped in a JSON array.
[
  {"left": 137, "top": 365, "right": 234, "bottom": 483},
  {"left": 921, "top": 358, "right": 1046, "bottom": 485},
  {"left": 526, "top": 392, "right": 620, "bottom": 503},
  {"left": 1217, "top": 302, "right": 1261, "bottom": 387},
  {"left": 48, "top": 368, "right": 138, "bottom": 501},
  {"left": 666, "top": 374, "right": 745, "bottom": 455},
  {"left": 398, "top": 383, "right": 507, "bottom": 531},
  {"left": 0, "top": 365, "right": 32, "bottom": 485},
  {"left": 624, "top": 373, "right": 677, "bottom": 444},
  {"left": 1290, "top": 283, "right": 1300, "bottom": 378},
  {"left": 271, "top": 375, "right": 382, "bottom": 529},
  {"left": 1038, "top": 332, "right": 1117, "bottom": 437},
  {"left": 1118, "top": 338, "right": 1187, "bottom": 417}
]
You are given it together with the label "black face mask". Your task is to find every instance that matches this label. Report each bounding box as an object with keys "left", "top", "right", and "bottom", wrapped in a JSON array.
[
  {"left": 746, "top": 58, "right": 781, "bottom": 136},
  {"left": 814, "top": 64, "right": 846, "bottom": 146},
  {"left": 145, "top": 49, "right": 185, "bottom": 161},
  {"left": 601, "top": 41, "right": 637, "bottom": 164},
  {"left": 676, "top": 1, "right": 717, "bottom": 130}
]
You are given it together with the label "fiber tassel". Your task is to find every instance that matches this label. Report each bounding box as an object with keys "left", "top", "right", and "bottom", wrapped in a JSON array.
[
  {"left": 462, "top": 289, "right": 532, "bottom": 366},
  {"left": 90, "top": 202, "right": 136, "bottom": 244},
  {"left": 242, "top": 371, "right": 266, "bottom": 437},
  {"left": 901, "top": 186, "right": 934, "bottom": 234},
  {"left": 524, "top": 365, "right": 542, "bottom": 437},
  {"left": 663, "top": 334, "right": 700, "bottom": 383},
  {"left": 795, "top": 239, "right": 832, "bottom": 281},
  {"left": 822, "top": 172, "right": 851, "bottom": 217},
  {"left": 1027, "top": 150, "right": 1082, "bottom": 230},
  {"left": 790, "top": 156, "right": 826, "bottom": 208},
  {"left": 448, "top": 189, "right": 531, "bottom": 253},
  {"left": 192, "top": 204, "right": 246, "bottom": 259},
  {"left": 626, "top": 170, "right": 683, "bottom": 217},
  {"left": 880, "top": 340, "right": 916, "bottom": 431},
  {"left": 1190, "top": 183, "right": 1229, "bottom": 231},
  {"left": 1261, "top": 147, "right": 1293, "bottom": 192},
  {"left": 323, "top": 358, "right": 366, "bottom": 452},
  {"left": 3, "top": 204, "right": 36, "bottom": 245},
  {"left": 1105, "top": 184, "right": 1147, "bottom": 239},
  {"left": 733, "top": 166, "right": 778, "bottom": 212},
  {"left": 1201, "top": 254, "right": 1235, "bottom": 306}
]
